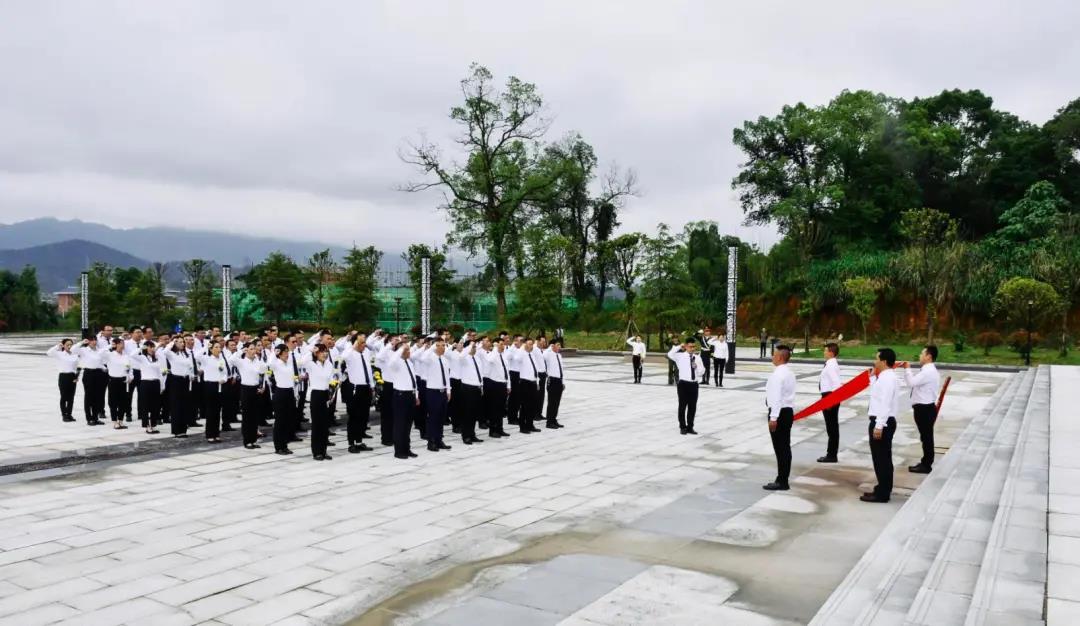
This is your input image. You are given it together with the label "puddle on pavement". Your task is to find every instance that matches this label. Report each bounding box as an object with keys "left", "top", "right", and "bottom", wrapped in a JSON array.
[{"left": 347, "top": 466, "right": 872, "bottom": 626}]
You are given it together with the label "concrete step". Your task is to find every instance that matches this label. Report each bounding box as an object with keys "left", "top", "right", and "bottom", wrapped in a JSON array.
[
  {"left": 810, "top": 370, "right": 1031, "bottom": 625},
  {"left": 964, "top": 365, "right": 1050, "bottom": 626},
  {"left": 902, "top": 368, "right": 1037, "bottom": 625}
]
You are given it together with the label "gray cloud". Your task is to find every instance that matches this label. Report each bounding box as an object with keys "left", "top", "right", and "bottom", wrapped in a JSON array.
[{"left": 1, "top": 0, "right": 1076, "bottom": 251}]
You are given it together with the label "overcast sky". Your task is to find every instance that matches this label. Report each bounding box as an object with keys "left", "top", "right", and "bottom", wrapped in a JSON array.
[{"left": 1, "top": 1, "right": 1076, "bottom": 252}]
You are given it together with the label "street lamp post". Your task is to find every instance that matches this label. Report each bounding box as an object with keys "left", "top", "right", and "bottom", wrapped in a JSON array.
[{"left": 1025, "top": 300, "right": 1033, "bottom": 367}]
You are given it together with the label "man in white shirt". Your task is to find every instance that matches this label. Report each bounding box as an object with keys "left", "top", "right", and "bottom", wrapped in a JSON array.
[
  {"left": 482, "top": 338, "right": 512, "bottom": 438},
  {"left": 666, "top": 338, "right": 702, "bottom": 435},
  {"left": 516, "top": 337, "right": 543, "bottom": 434},
  {"left": 626, "top": 335, "right": 646, "bottom": 383},
  {"left": 418, "top": 338, "right": 453, "bottom": 452},
  {"left": 863, "top": 348, "right": 900, "bottom": 503},
  {"left": 543, "top": 342, "right": 566, "bottom": 429},
  {"left": 817, "top": 342, "right": 842, "bottom": 463},
  {"left": 904, "top": 345, "right": 941, "bottom": 474},
  {"left": 764, "top": 344, "right": 797, "bottom": 491},
  {"left": 708, "top": 330, "right": 729, "bottom": 387},
  {"left": 697, "top": 329, "right": 713, "bottom": 385},
  {"left": 506, "top": 335, "right": 524, "bottom": 425}
]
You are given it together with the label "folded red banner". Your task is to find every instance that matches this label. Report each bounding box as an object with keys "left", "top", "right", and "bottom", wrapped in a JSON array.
[
  {"left": 934, "top": 376, "right": 951, "bottom": 423},
  {"left": 793, "top": 370, "right": 871, "bottom": 421}
]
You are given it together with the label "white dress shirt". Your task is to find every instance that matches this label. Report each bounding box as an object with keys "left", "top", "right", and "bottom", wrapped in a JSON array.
[
  {"left": 104, "top": 351, "right": 131, "bottom": 379},
  {"left": 666, "top": 346, "right": 701, "bottom": 383},
  {"left": 765, "top": 363, "right": 796, "bottom": 420},
  {"left": 269, "top": 358, "right": 296, "bottom": 390},
  {"left": 163, "top": 349, "right": 194, "bottom": 378},
  {"left": 130, "top": 354, "right": 167, "bottom": 385},
  {"left": 199, "top": 354, "right": 229, "bottom": 383},
  {"left": 452, "top": 350, "right": 485, "bottom": 388},
  {"left": 384, "top": 348, "right": 417, "bottom": 392},
  {"left": 518, "top": 348, "right": 541, "bottom": 382},
  {"left": 76, "top": 344, "right": 107, "bottom": 370},
  {"left": 418, "top": 351, "right": 451, "bottom": 391},
  {"left": 626, "top": 338, "right": 646, "bottom": 357},
  {"left": 46, "top": 346, "right": 79, "bottom": 374},
  {"left": 819, "top": 357, "right": 841, "bottom": 393},
  {"left": 304, "top": 358, "right": 338, "bottom": 391},
  {"left": 868, "top": 368, "right": 900, "bottom": 428},
  {"left": 228, "top": 354, "right": 266, "bottom": 386},
  {"left": 505, "top": 345, "right": 522, "bottom": 372},
  {"left": 708, "top": 337, "right": 728, "bottom": 360},
  {"left": 544, "top": 350, "right": 565, "bottom": 381},
  {"left": 342, "top": 345, "right": 374, "bottom": 387},
  {"left": 904, "top": 362, "right": 940, "bottom": 406},
  {"left": 483, "top": 349, "right": 511, "bottom": 385}
]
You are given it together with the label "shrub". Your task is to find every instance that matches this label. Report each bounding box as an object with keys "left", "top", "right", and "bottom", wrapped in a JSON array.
[
  {"left": 953, "top": 331, "right": 967, "bottom": 353},
  {"left": 1006, "top": 330, "right": 1042, "bottom": 352},
  {"left": 974, "top": 331, "right": 1003, "bottom": 355}
]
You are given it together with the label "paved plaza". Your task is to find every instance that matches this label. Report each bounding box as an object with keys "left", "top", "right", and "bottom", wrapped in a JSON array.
[{"left": 0, "top": 335, "right": 1075, "bottom": 625}]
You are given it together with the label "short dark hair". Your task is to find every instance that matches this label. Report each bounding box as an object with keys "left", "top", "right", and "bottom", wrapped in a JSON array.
[
  {"left": 775, "top": 344, "right": 792, "bottom": 362},
  {"left": 194, "top": 326, "right": 205, "bottom": 332},
  {"left": 683, "top": 337, "right": 696, "bottom": 345},
  {"left": 925, "top": 345, "right": 939, "bottom": 361},
  {"left": 129, "top": 325, "right": 140, "bottom": 333},
  {"left": 877, "top": 348, "right": 897, "bottom": 367},
  {"left": 825, "top": 342, "right": 839, "bottom": 357}
]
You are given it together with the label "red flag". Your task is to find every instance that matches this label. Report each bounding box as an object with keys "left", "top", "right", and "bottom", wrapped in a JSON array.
[
  {"left": 793, "top": 370, "right": 871, "bottom": 421},
  {"left": 934, "top": 376, "right": 951, "bottom": 423}
]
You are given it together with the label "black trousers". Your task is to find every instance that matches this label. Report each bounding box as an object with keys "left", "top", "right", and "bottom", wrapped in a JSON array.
[
  {"left": 425, "top": 388, "right": 447, "bottom": 447},
  {"left": 240, "top": 385, "right": 262, "bottom": 445},
  {"left": 483, "top": 379, "right": 507, "bottom": 435},
  {"left": 415, "top": 378, "right": 428, "bottom": 437},
  {"left": 189, "top": 378, "right": 203, "bottom": 425},
  {"left": 458, "top": 384, "right": 482, "bottom": 441},
  {"left": 700, "top": 355, "right": 710, "bottom": 383},
  {"left": 160, "top": 376, "right": 171, "bottom": 423},
  {"left": 518, "top": 380, "right": 538, "bottom": 432},
  {"left": 912, "top": 403, "right": 937, "bottom": 468},
  {"left": 340, "top": 379, "right": 354, "bottom": 422},
  {"left": 221, "top": 381, "right": 239, "bottom": 426},
  {"left": 82, "top": 369, "right": 96, "bottom": 422},
  {"left": 676, "top": 380, "right": 699, "bottom": 429},
  {"left": 449, "top": 378, "right": 461, "bottom": 428},
  {"left": 869, "top": 416, "right": 897, "bottom": 500},
  {"left": 392, "top": 389, "right": 416, "bottom": 456},
  {"left": 632, "top": 355, "right": 642, "bottom": 383},
  {"left": 138, "top": 379, "right": 160, "bottom": 427},
  {"left": 713, "top": 358, "right": 726, "bottom": 386},
  {"left": 770, "top": 408, "right": 794, "bottom": 485},
  {"left": 296, "top": 383, "right": 308, "bottom": 420},
  {"left": 168, "top": 375, "right": 190, "bottom": 435},
  {"left": 546, "top": 377, "right": 564, "bottom": 424},
  {"left": 108, "top": 376, "right": 127, "bottom": 421},
  {"left": 822, "top": 392, "right": 840, "bottom": 458},
  {"left": 94, "top": 369, "right": 107, "bottom": 420},
  {"left": 537, "top": 373, "right": 548, "bottom": 419},
  {"left": 126, "top": 368, "right": 140, "bottom": 418},
  {"left": 507, "top": 371, "right": 521, "bottom": 423},
  {"left": 272, "top": 387, "right": 296, "bottom": 450},
  {"left": 202, "top": 381, "right": 222, "bottom": 439},
  {"left": 310, "top": 389, "right": 330, "bottom": 456},
  {"left": 347, "top": 384, "right": 372, "bottom": 445},
  {"left": 58, "top": 372, "right": 77, "bottom": 418},
  {"left": 760, "top": 342, "right": 767, "bottom": 358},
  {"left": 380, "top": 382, "right": 394, "bottom": 445}
]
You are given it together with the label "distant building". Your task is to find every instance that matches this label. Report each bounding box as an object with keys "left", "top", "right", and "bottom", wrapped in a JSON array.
[{"left": 54, "top": 289, "right": 78, "bottom": 316}]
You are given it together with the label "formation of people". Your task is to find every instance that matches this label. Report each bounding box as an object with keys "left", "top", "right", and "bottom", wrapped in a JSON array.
[{"left": 46, "top": 325, "right": 567, "bottom": 461}]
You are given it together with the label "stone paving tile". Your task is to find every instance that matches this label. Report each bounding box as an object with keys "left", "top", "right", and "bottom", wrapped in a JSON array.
[
  {"left": 217, "top": 588, "right": 333, "bottom": 626},
  {"left": 422, "top": 596, "right": 565, "bottom": 626}
]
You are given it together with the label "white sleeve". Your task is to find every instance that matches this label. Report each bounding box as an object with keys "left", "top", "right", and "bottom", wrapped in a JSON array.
[
  {"left": 666, "top": 345, "right": 680, "bottom": 360},
  {"left": 766, "top": 374, "right": 781, "bottom": 420}
]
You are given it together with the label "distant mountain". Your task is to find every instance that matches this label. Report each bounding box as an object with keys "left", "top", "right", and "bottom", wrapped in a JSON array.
[
  {"left": 0, "top": 218, "right": 352, "bottom": 267},
  {"left": 0, "top": 239, "right": 150, "bottom": 293}
]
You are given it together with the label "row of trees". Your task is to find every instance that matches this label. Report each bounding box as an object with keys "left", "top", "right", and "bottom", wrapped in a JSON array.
[{"left": 0, "top": 267, "right": 56, "bottom": 331}]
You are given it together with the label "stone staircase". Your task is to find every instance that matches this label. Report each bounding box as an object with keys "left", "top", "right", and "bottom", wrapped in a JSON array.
[{"left": 811, "top": 366, "right": 1050, "bottom": 626}]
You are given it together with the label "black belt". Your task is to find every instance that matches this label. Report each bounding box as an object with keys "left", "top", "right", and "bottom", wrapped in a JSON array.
[{"left": 394, "top": 389, "right": 415, "bottom": 395}]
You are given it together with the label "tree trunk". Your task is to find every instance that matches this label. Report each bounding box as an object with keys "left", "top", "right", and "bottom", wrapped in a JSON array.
[
  {"left": 1062, "top": 310, "right": 1070, "bottom": 357},
  {"left": 804, "top": 322, "right": 810, "bottom": 354},
  {"left": 861, "top": 320, "right": 868, "bottom": 344},
  {"left": 926, "top": 301, "right": 937, "bottom": 345}
]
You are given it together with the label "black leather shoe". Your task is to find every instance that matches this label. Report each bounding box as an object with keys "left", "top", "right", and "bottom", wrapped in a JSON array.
[
  {"left": 686, "top": 428, "right": 698, "bottom": 435},
  {"left": 462, "top": 439, "right": 473, "bottom": 445},
  {"left": 546, "top": 422, "right": 564, "bottom": 429},
  {"left": 762, "top": 482, "right": 790, "bottom": 491},
  {"left": 438, "top": 443, "right": 452, "bottom": 450},
  {"left": 908, "top": 464, "right": 931, "bottom": 474},
  {"left": 62, "top": 416, "right": 76, "bottom": 422},
  {"left": 275, "top": 448, "right": 291, "bottom": 455},
  {"left": 381, "top": 440, "right": 393, "bottom": 447},
  {"left": 244, "top": 443, "right": 261, "bottom": 449},
  {"left": 860, "top": 494, "right": 889, "bottom": 503},
  {"left": 680, "top": 427, "right": 688, "bottom": 435},
  {"left": 348, "top": 445, "right": 362, "bottom": 453},
  {"left": 489, "top": 432, "right": 503, "bottom": 438},
  {"left": 394, "top": 453, "right": 410, "bottom": 459},
  {"left": 817, "top": 456, "right": 838, "bottom": 463},
  {"left": 472, "top": 437, "right": 484, "bottom": 443},
  {"left": 427, "top": 445, "right": 439, "bottom": 452},
  {"left": 327, "top": 441, "right": 336, "bottom": 446},
  {"left": 498, "top": 431, "right": 510, "bottom": 437},
  {"left": 479, "top": 422, "right": 489, "bottom": 429},
  {"left": 313, "top": 455, "right": 326, "bottom": 461},
  {"left": 407, "top": 452, "right": 418, "bottom": 458}
]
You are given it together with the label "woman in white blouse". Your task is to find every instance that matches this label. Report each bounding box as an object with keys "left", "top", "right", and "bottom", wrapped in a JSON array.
[
  {"left": 162, "top": 337, "right": 194, "bottom": 438},
  {"left": 130, "top": 341, "right": 167, "bottom": 434},
  {"left": 104, "top": 338, "right": 131, "bottom": 429},
  {"left": 198, "top": 342, "right": 229, "bottom": 443}
]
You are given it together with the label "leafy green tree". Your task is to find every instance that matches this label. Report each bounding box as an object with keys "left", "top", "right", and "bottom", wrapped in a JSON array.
[
  {"left": 1034, "top": 213, "right": 1080, "bottom": 355},
  {"left": 992, "top": 278, "right": 1064, "bottom": 340},
  {"left": 245, "top": 252, "right": 308, "bottom": 327},
  {"left": 404, "top": 63, "right": 558, "bottom": 319},
  {"left": 305, "top": 249, "right": 338, "bottom": 324},
  {"left": 0, "top": 267, "right": 55, "bottom": 331},
  {"left": 86, "top": 262, "right": 122, "bottom": 329},
  {"left": 894, "top": 208, "right": 966, "bottom": 344},
  {"left": 606, "top": 232, "right": 645, "bottom": 319},
  {"left": 510, "top": 226, "right": 568, "bottom": 333},
  {"left": 637, "top": 224, "right": 701, "bottom": 344},
  {"left": 330, "top": 246, "right": 382, "bottom": 328},
  {"left": 124, "top": 265, "right": 170, "bottom": 328},
  {"left": 183, "top": 259, "right": 220, "bottom": 327},
  {"left": 843, "top": 276, "right": 883, "bottom": 343},
  {"left": 402, "top": 244, "right": 458, "bottom": 325}
]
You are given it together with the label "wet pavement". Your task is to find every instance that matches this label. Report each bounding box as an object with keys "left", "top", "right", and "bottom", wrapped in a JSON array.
[{"left": 0, "top": 338, "right": 1008, "bottom": 625}]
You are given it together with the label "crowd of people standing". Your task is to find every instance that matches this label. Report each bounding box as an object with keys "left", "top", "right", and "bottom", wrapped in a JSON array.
[{"left": 46, "top": 325, "right": 568, "bottom": 461}]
